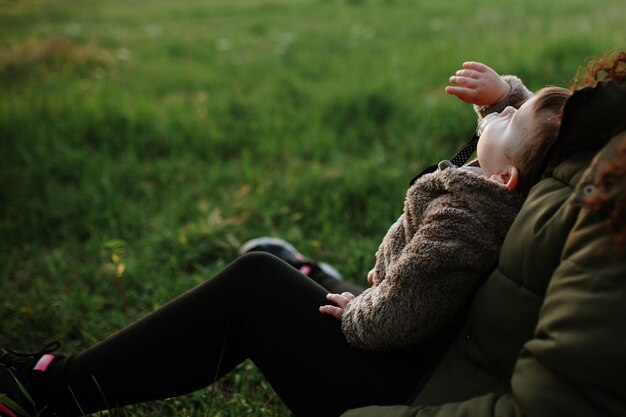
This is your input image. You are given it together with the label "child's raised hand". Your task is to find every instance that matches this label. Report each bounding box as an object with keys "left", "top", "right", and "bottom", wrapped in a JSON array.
[{"left": 445, "top": 62, "right": 511, "bottom": 106}]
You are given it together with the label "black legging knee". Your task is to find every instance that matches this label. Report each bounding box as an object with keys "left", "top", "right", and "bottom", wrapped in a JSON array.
[{"left": 47, "top": 253, "right": 426, "bottom": 417}]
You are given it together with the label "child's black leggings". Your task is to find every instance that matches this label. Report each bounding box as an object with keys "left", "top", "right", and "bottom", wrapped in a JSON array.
[{"left": 45, "top": 253, "right": 427, "bottom": 417}]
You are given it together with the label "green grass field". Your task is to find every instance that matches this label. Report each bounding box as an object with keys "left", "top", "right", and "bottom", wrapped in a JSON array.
[{"left": 1, "top": 0, "right": 624, "bottom": 415}]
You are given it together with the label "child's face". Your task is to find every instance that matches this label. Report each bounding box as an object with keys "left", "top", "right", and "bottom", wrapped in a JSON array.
[{"left": 476, "top": 97, "right": 540, "bottom": 179}]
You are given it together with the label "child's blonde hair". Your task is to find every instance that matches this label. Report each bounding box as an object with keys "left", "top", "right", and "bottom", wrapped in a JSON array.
[{"left": 507, "top": 86, "right": 573, "bottom": 194}]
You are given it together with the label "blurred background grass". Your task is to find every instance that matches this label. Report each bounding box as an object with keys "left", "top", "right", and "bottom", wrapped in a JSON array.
[{"left": 0, "top": 0, "right": 624, "bottom": 415}]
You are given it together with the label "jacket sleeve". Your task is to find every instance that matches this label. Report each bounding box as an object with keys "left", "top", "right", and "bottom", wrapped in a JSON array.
[
  {"left": 341, "top": 193, "right": 502, "bottom": 351},
  {"left": 473, "top": 75, "right": 533, "bottom": 118},
  {"left": 341, "top": 184, "right": 626, "bottom": 415}
]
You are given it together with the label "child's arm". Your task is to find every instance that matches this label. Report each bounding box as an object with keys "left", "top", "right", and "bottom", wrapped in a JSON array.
[
  {"left": 445, "top": 61, "right": 533, "bottom": 117},
  {"left": 338, "top": 194, "right": 492, "bottom": 351}
]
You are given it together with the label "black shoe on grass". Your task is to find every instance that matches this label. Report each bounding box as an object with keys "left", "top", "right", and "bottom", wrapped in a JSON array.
[
  {"left": 0, "top": 342, "right": 59, "bottom": 417},
  {"left": 239, "top": 237, "right": 343, "bottom": 280}
]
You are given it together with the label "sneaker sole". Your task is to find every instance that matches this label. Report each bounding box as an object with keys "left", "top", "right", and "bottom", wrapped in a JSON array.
[{"left": 239, "top": 237, "right": 301, "bottom": 256}]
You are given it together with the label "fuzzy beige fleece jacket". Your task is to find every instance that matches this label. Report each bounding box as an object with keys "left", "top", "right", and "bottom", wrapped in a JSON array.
[{"left": 341, "top": 161, "right": 525, "bottom": 351}]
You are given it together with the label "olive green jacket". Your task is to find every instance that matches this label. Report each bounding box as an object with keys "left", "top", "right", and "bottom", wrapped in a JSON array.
[{"left": 342, "top": 81, "right": 626, "bottom": 417}]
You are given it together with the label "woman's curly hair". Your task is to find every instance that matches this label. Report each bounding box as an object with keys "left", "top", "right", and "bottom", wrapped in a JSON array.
[
  {"left": 573, "top": 51, "right": 626, "bottom": 252},
  {"left": 583, "top": 136, "right": 626, "bottom": 253},
  {"left": 571, "top": 51, "right": 626, "bottom": 89},
  {"left": 571, "top": 51, "right": 626, "bottom": 90}
]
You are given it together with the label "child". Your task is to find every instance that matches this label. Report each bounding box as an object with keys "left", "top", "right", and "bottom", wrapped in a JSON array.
[{"left": 320, "top": 63, "right": 572, "bottom": 351}]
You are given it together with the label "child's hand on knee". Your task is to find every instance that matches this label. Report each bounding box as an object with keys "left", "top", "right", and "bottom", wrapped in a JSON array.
[
  {"left": 319, "top": 292, "right": 355, "bottom": 320},
  {"left": 445, "top": 61, "right": 511, "bottom": 106}
]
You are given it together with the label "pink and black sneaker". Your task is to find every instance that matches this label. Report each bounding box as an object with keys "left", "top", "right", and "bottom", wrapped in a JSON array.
[
  {"left": 239, "top": 237, "right": 343, "bottom": 281},
  {"left": 0, "top": 342, "right": 59, "bottom": 417}
]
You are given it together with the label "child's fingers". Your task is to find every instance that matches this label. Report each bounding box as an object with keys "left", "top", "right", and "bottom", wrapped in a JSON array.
[
  {"left": 445, "top": 86, "right": 460, "bottom": 96},
  {"left": 326, "top": 293, "right": 351, "bottom": 308},
  {"left": 462, "top": 61, "right": 487, "bottom": 72},
  {"left": 341, "top": 292, "right": 355, "bottom": 301},
  {"left": 454, "top": 68, "right": 482, "bottom": 79},
  {"left": 449, "top": 75, "right": 477, "bottom": 88},
  {"left": 319, "top": 305, "right": 344, "bottom": 319},
  {"left": 444, "top": 86, "right": 477, "bottom": 103},
  {"left": 445, "top": 85, "right": 469, "bottom": 97}
]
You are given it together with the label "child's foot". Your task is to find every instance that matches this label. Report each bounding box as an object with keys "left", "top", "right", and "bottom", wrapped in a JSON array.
[
  {"left": 239, "top": 237, "right": 343, "bottom": 281},
  {"left": 0, "top": 342, "right": 59, "bottom": 417}
]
